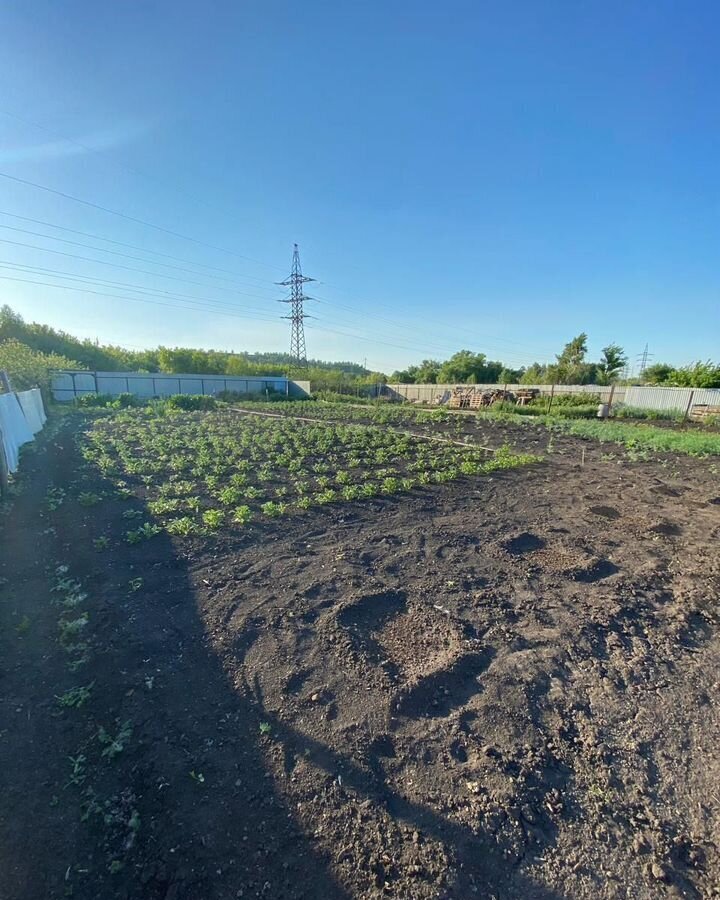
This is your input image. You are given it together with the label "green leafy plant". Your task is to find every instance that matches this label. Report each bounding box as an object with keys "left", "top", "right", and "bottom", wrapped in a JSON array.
[
  {"left": 78, "top": 491, "right": 103, "bottom": 507},
  {"left": 202, "top": 508, "right": 224, "bottom": 530},
  {"left": 56, "top": 682, "right": 94, "bottom": 709},
  {"left": 98, "top": 720, "right": 133, "bottom": 759},
  {"left": 232, "top": 505, "right": 252, "bottom": 525}
]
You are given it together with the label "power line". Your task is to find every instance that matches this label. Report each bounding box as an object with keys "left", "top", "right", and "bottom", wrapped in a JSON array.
[
  {"left": 0, "top": 222, "right": 284, "bottom": 294},
  {"left": 0, "top": 273, "right": 283, "bottom": 325},
  {"left": 0, "top": 169, "right": 287, "bottom": 271},
  {"left": 0, "top": 210, "right": 282, "bottom": 288},
  {"left": 0, "top": 107, "right": 215, "bottom": 215},
  {"left": 0, "top": 261, "right": 279, "bottom": 318},
  {"left": 0, "top": 236, "right": 284, "bottom": 301}
]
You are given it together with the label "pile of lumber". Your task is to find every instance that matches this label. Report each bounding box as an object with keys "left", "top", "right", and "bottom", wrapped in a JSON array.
[
  {"left": 447, "top": 388, "right": 516, "bottom": 409},
  {"left": 690, "top": 405, "right": 720, "bottom": 421}
]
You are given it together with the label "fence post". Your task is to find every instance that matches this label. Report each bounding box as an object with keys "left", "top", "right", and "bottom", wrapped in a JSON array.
[
  {"left": 0, "top": 370, "right": 12, "bottom": 393},
  {"left": 547, "top": 384, "right": 555, "bottom": 414},
  {"left": 607, "top": 383, "right": 616, "bottom": 415},
  {"left": 0, "top": 425, "right": 8, "bottom": 499},
  {"left": 683, "top": 390, "right": 695, "bottom": 423}
]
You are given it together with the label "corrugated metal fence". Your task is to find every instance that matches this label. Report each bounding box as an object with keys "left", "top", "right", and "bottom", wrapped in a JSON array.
[
  {"left": 52, "top": 371, "right": 311, "bottom": 401},
  {"left": 383, "top": 383, "right": 720, "bottom": 413},
  {"left": 623, "top": 385, "right": 720, "bottom": 412},
  {"left": 383, "top": 383, "right": 626, "bottom": 403}
]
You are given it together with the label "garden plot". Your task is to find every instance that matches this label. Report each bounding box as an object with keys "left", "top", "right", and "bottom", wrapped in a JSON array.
[
  {"left": 1, "top": 403, "right": 719, "bottom": 900},
  {"left": 81, "top": 408, "right": 538, "bottom": 536}
]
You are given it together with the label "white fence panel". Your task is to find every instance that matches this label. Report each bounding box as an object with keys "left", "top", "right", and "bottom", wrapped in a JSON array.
[
  {"left": 0, "top": 392, "right": 36, "bottom": 473},
  {"left": 16, "top": 388, "right": 47, "bottom": 434}
]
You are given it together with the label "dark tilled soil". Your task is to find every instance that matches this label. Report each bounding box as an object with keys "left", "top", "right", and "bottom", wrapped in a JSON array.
[{"left": 1, "top": 417, "right": 719, "bottom": 899}]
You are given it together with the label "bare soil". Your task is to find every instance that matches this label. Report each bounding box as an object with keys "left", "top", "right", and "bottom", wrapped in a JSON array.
[{"left": 1, "top": 414, "right": 719, "bottom": 899}]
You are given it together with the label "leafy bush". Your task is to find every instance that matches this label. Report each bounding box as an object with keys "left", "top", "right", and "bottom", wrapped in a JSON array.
[
  {"left": 158, "top": 394, "right": 217, "bottom": 411},
  {"left": 0, "top": 338, "right": 81, "bottom": 393}
]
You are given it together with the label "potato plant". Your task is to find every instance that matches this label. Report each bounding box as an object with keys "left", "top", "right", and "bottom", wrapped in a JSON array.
[{"left": 80, "top": 408, "right": 538, "bottom": 536}]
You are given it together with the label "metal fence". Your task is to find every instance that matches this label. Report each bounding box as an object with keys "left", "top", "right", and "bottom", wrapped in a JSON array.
[
  {"left": 623, "top": 385, "right": 720, "bottom": 413},
  {"left": 382, "top": 382, "right": 720, "bottom": 413},
  {"left": 382, "top": 383, "right": 626, "bottom": 404},
  {"left": 52, "top": 371, "right": 311, "bottom": 401}
]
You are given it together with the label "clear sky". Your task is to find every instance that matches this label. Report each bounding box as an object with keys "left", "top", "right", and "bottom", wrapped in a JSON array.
[{"left": 1, "top": 0, "right": 718, "bottom": 374}]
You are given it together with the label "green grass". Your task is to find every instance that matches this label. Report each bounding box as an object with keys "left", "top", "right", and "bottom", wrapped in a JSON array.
[{"left": 546, "top": 418, "right": 720, "bottom": 456}]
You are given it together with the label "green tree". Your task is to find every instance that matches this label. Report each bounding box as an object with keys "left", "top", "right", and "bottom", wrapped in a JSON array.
[
  {"left": 497, "top": 367, "right": 524, "bottom": 384},
  {"left": 641, "top": 363, "right": 674, "bottom": 384},
  {"left": 668, "top": 360, "right": 720, "bottom": 388},
  {"left": 597, "top": 344, "right": 627, "bottom": 383},
  {"left": 519, "top": 363, "right": 547, "bottom": 385},
  {"left": 0, "top": 339, "right": 81, "bottom": 392},
  {"left": 437, "top": 350, "right": 503, "bottom": 384}
]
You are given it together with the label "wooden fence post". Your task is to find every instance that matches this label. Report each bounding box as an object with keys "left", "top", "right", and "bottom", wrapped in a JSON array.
[
  {"left": 683, "top": 390, "right": 695, "bottom": 423},
  {"left": 547, "top": 384, "right": 555, "bottom": 414},
  {"left": 607, "top": 383, "right": 616, "bottom": 415}
]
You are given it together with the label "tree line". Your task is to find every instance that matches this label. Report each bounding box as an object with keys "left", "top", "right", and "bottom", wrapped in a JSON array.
[
  {"left": 391, "top": 334, "right": 720, "bottom": 388},
  {"left": 0, "top": 305, "right": 384, "bottom": 391},
  {"left": 1, "top": 306, "right": 717, "bottom": 392}
]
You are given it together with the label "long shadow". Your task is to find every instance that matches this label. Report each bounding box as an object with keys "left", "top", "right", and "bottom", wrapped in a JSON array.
[
  {"left": 0, "top": 417, "right": 349, "bottom": 900},
  {"left": 244, "top": 675, "right": 565, "bottom": 900}
]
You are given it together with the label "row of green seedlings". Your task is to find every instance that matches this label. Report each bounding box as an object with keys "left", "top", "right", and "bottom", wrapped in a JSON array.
[
  {"left": 80, "top": 410, "right": 539, "bottom": 537},
  {"left": 232, "top": 398, "right": 467, "bottom": 433},
  {"left": 49, "top": 564, "right": 139, "bottom": 876}
]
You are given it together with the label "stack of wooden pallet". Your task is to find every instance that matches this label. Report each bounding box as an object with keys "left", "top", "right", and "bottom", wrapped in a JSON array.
[{"left": 690, "top": 405, "right": 720, "bottom": 421}]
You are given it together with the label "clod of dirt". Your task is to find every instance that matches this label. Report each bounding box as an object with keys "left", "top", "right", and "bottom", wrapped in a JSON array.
[
  {"left": 589, "top": 505, "right": 621, "bottom": 519},
  {"left": 503, "top": 532, "right": 545, "bottom": 555},
  {"left": 574, "top": 559, "right": 620, "bottom": 582},
  {"left": 649, "top": 522, "right": 683, "bottom": 536}
]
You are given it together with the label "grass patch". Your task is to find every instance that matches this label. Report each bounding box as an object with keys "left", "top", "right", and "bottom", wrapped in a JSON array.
[{"left": 546, "top": 418, "right": 720, "bottom": 457}]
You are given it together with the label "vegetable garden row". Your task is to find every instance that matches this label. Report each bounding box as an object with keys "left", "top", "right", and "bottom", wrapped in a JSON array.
[{"left": 81, "top": 407, "right": 538, "bottom": 537}]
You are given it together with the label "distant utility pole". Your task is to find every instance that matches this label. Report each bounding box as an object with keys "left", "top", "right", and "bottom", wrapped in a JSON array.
[
  {"left": 637, "top": 343, "right": 653, "bottom": 376},
  {"left": 278, "top": 244, "right": 314, "bottom": 368}
]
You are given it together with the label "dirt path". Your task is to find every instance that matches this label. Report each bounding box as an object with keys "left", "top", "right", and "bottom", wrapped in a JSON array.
[{"left": 1, "top": 416, "right": 719, "bottom": 899}]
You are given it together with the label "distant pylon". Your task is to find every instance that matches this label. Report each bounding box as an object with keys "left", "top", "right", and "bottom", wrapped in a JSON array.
[
  {"left": 637, "top": 343, "right": 653, "bottom": 376},
  {"left": 278, "top": 244, "right": 314, "bottom": 367}
]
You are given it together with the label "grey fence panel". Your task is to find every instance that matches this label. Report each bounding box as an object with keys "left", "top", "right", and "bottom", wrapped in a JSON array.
[
  {"left": 383, "top": 382, "right": 720, "bottom": 412},
  {"left": 383, "top": 383, "right": 622, "bottom": 404},
  {"left": 623, "top": 386, "right": 720, "bottom": 412},
  {"left": 51, "top": 371, "right": 310, "bottom": 401}
]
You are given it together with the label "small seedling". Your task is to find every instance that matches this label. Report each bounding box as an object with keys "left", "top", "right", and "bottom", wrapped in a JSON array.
[
  {"left": 92, "top": 536, "right": 110, "bottom": 550},
  {"left": 259, "top": 722, "right": 272, "bottom": 735},
  {"left": 46, "top": 487, "right": 66, "bottom": 510},
  {"left": 56, "top": 683, "right": 94, "bottom": 709},
  {"left": 128, "top": 577, "right": 143, "bottom": 593},
  {"left": 78, "top": 492, "right": 102, "bottom": 507},
  {"left": 189, "top": 770, "right": 205, "bottom": 785},
  {"left": 67, "top": 754, "right": 87, "bottom": 787},
  {"left": 98, "top": 720, "right": 133, "bottom": 759}
]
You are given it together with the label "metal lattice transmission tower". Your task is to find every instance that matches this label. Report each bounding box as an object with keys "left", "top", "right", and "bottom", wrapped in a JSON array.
[{"left": 278, "top": 244, "right": 314, "bottom": 367}]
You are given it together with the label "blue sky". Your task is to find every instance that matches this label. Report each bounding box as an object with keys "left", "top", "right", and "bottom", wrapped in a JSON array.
[{"left": 0, "top": 0, "right": 718, "bottom": 374}]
